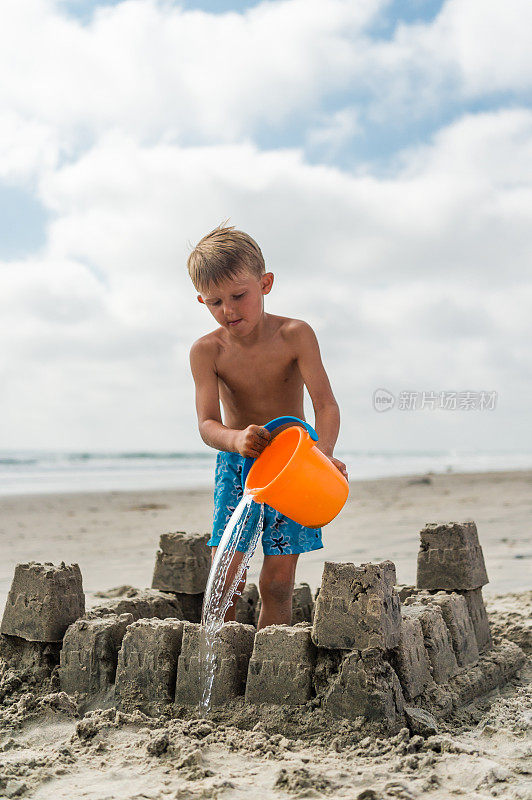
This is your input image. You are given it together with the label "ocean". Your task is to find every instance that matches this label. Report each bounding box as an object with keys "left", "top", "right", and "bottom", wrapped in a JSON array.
[{"left": 1, "top": 449, "right": 531, "bottom": 497}]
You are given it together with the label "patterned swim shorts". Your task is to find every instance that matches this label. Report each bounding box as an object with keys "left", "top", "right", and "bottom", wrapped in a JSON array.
[{"left": 207, "top": 450, "right": 324, "bottom": 556}]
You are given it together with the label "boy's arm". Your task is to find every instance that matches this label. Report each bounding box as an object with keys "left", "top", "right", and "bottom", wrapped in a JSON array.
[
  {"left": 292, "top": 321, "right": 348, "bottom": 480},
  {"left": 189, "top": 339, "right": 271, "bottom": 456},
  {"left": 189, "top": 338, "right": 238, "bottom": 452}
]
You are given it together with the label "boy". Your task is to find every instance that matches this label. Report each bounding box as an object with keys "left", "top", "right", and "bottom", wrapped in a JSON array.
[{"left": 188, "top": 222, "right": 347, "bottom": 629}]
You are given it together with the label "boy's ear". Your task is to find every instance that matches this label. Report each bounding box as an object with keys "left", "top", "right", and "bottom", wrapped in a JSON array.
[
  {"left": 197, "top": 294, "right": 205, "bottom": 304},
  {"left": 261, "top": 272, "right": 274, "bottom": 295}
]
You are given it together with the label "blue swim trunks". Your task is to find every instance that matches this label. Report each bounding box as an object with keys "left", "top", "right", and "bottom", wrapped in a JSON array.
[{"left": 207, "top": 450, "right": 324, "bottom": 556}]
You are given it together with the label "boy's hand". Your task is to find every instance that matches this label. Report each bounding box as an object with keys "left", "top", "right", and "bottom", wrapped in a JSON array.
[
  {"left": 327, "top": 455, "right": 349, "bottom": 482},
  {"left": 235, "top": 425, "right": 272, "bottom": 458}
]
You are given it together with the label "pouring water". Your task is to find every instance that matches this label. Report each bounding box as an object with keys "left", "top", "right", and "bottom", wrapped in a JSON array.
[{"left": 199, "top": 491, "right": 264, "bottom": 715}]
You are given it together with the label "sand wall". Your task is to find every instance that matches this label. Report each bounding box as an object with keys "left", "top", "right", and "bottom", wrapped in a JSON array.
[{"left": 0, "top": 521, "right": 526, "bottom": 736}]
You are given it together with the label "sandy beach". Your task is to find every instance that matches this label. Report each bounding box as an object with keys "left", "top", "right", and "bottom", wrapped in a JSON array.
[
  {"left": 0, "top": 469, "right": 530, "bottom": 799},
  {"left": 1, "top": 468, "right": 531, "bottom": 614}
]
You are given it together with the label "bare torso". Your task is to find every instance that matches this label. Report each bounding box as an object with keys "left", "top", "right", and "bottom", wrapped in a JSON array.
[{"left": 207, "top": 313, "right": 306, "bottom": 428}]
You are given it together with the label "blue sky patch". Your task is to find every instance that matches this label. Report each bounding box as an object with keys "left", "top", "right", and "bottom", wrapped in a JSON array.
[{"left": 0, "top": 185, "right": 48, "bottom": 260}]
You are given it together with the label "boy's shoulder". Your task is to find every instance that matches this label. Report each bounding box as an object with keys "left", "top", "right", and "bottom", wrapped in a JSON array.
[
  {"left": 190, "top": 329, "right": 219, "bottom": 350},
  {"left": 261, "top": 314, "right": 314, "bottom": 340},
  {"left": 279, "top": 315, "right": 314, "bottom": 335},
  {"left": 275, "top": 315, "right": 317, "bottom": 346},
  {"left": 190, "top": 316, "right": 314, "bottom": 349},
  {"left": 189, "top": 331, "right": 219, "bottom": 369}
]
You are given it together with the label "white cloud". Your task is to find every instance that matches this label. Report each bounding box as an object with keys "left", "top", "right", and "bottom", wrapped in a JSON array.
[
  {"left": 0, "top": 111, "right": 59, "bottom": 184},
  {"left": 0, "top": 0, "right": 385, "bottom": 152},
  {"left": 306, "top": 107, "right": 362, "bottom": 156},
  {"left": 422, "top": 0, "right": 532, "bottom": 96},
  {"left": 1, "top": 0, "right": 531, "bottom": 451},
  {"left": 2, "top": 0, "right": 531, "bottom": 178},
  {"left": 1, "top": 105, "right": 531, "bottom": 449},
  {"left": 360, "top": 0, "right": 532, "bottom": 122}
]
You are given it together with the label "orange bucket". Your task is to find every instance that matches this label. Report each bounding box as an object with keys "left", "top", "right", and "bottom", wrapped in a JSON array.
[{"left": 244, "top": 425, "right": 349, "bottom": 528}]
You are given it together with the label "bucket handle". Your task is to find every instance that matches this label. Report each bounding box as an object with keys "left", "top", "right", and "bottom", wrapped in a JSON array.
[{"left": 241, "top": 415, "right": 318, "bottom": 490}]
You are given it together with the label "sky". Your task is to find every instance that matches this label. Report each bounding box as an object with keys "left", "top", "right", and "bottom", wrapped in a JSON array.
[{"left": 0, "top": 0, "right": 531, "bottom": 454}]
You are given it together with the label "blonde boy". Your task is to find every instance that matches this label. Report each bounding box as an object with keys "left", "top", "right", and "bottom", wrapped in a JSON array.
[{"left": 188, "top": 222, "right": 347, "bottom": 629}]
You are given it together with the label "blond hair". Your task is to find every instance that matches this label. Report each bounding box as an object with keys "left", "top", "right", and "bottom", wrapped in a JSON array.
[{"left": 187, "top": 221, "right": 265, "bottom": 294}]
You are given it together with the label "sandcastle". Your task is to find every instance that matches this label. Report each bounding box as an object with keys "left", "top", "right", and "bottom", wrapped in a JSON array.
[{"left": 0, "top": 521, "right": 526, "bottom": 733}]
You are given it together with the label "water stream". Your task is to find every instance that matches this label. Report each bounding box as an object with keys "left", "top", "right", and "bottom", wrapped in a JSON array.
[{"left": 199, "top": 492, "right": 265, "bottom": 714}]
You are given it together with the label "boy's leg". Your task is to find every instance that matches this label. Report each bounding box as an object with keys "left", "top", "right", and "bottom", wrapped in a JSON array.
[
  {"left": 210, "top": 546, "right": 247, "bottom": 623},
  {"left": 257, "top": 553, "right": 299, "bottom": 629},
  {"left": 257, "top": 503, "right": 323, "bottom": 629}
]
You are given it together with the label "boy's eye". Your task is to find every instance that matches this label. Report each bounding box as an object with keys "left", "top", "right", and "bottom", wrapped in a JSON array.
[{"left": 210, "top": 292, "right": 245, "bottom": 306}]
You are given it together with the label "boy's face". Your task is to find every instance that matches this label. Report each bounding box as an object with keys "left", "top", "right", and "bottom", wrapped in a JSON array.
[{"left": 197, "top": 269, "right": 274, "bottom": 335}]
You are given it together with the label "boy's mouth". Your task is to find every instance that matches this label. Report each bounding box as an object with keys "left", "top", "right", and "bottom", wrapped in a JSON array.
[{"left": 228, "top": 319, "right": 242, "bottom": 326}]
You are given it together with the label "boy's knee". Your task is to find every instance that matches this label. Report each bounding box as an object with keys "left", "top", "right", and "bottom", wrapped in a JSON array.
[{"left": 259, "top": 574, "right": 294, "bottom": 606}]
